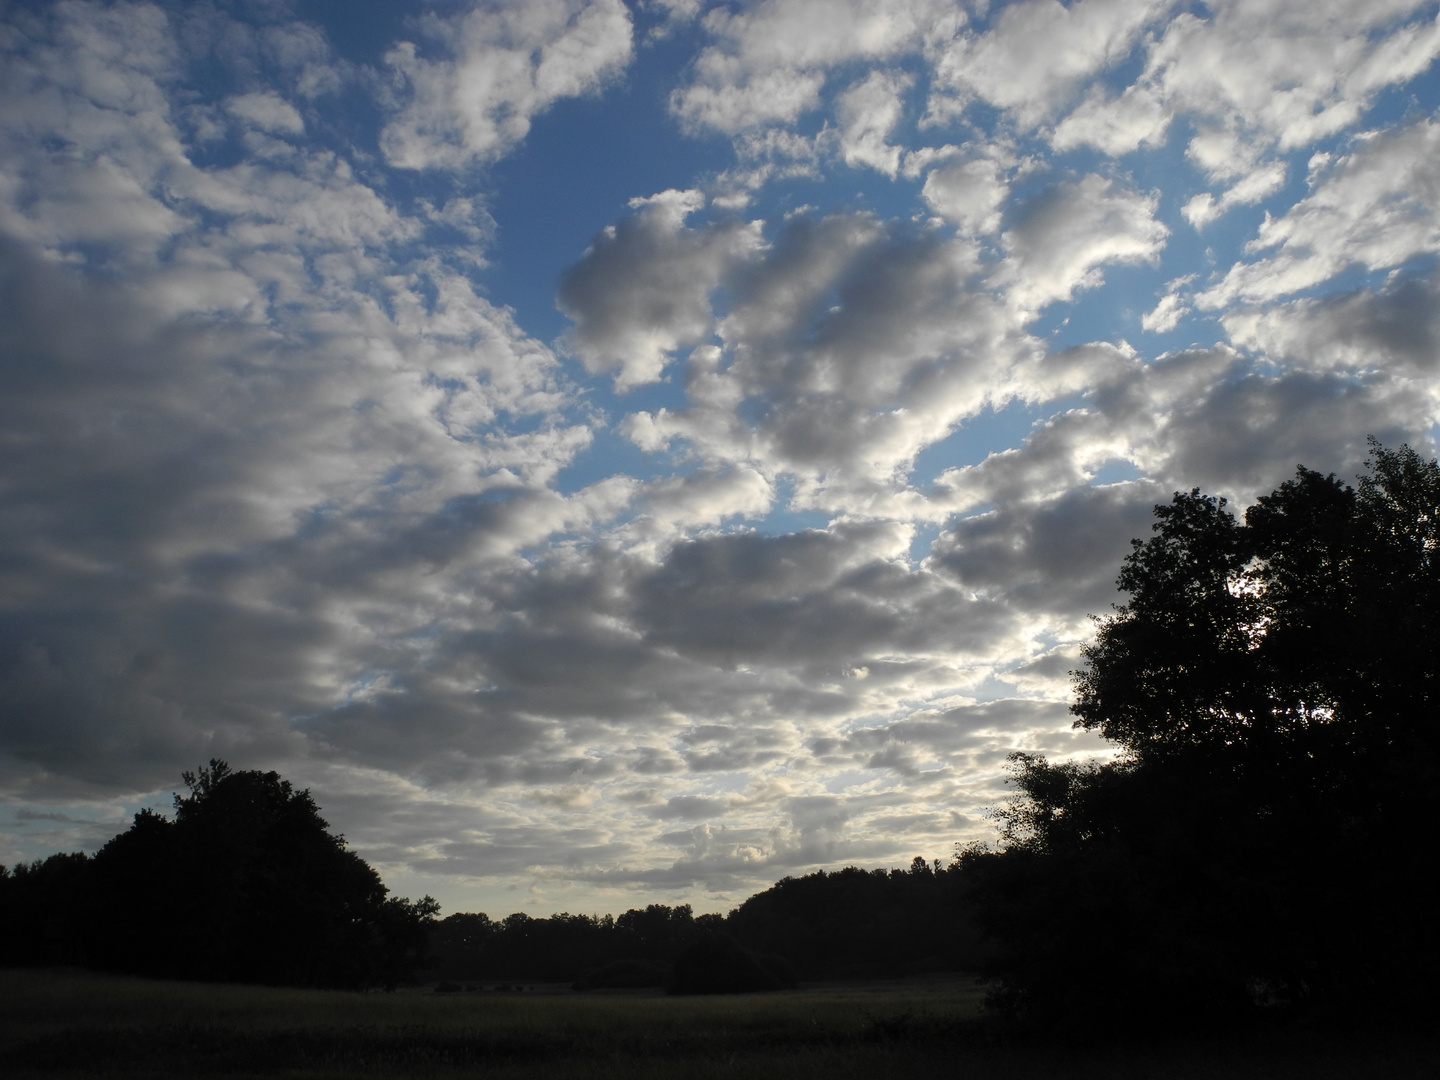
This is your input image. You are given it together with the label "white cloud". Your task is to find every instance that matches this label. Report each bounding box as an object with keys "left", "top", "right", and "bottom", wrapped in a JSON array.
[
  {"left": 671, "top": 0, "right": 956, "bottom": 133},
  {"left": 0, "top": 1, "right": 591, "bottom": 803},
  {"left": 1153, "top": 1, "right": 1440, "bottom": 165},
  {"left": 225, "top": 91, "right": 305, "bottom": 136},
  {"left": 380, "top": 0, "right": 633, "bottom": 169},
  {"left": 929, "top": 0, "right": 1168, "bottom": 127},
  {"left": 835, "top": 69, "right": 911, "bottom": 177},
  {"left": 1141, "top": 290, "right": 1188, "bottom": 333},
  {"left": 920, "top": 149, "right": 1011, "bottom": 235},
  {"left": 1199, "top": 119, "right": 1440, "bottom": 308},
  {"left": 1181, "top": 161, "right": 1287, "bottom": 229},
  {"left": 1050, "top": 79, "right": 1170, "bottom": 155},
  {"left": 1002, "top": 174, "right": 1168, "bottom": 311},
  {"left": 611, "top": 210, "right": 1054, "bottom": 510},
  {"left": 1046, "top": 0, "right": 1440, "bottom": 171}
]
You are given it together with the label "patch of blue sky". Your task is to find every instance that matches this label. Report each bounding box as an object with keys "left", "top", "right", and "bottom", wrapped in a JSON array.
[
  {"left": 482, "top": 26, "right": 733, "bottom": 345},
  {"left": 910, "top": 397, "right": 1061, "bottom": 484},
  {"left": 908, "top": 521, "right": 944, "bottom": 565},
  {"left": 803, "top": 164, "right": 929, "bottom": 231},
  {"left": 587, "top": 354, "right": 695, "bottom": 417},
  {"left": 1090, "top": 459, "right": 1146, "bottom": 486},
  {"left": 751, "top": 477, "right": 833, "bottom": 536},
  {"left": 552, "top": 424, "right": 680, "bottom": 493},
  {"left": 295, "top": 0, "right": 411, "bottom": 64},
  {"left": 1033, "top": 261, "right": 1171, "bottom": 350}
]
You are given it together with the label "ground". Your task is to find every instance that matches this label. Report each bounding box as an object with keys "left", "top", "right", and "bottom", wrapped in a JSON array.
[{"left": 2, "top": 969, "right": 1435, "bottom": 1079}]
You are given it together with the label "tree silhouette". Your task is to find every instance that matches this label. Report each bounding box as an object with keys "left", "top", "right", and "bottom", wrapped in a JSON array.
[
  {"left": 5, "top": 760, "right": 443, "bottom": 989},
  {"left": 962, "top": 442, "right": 1440, "bottom": 1025}
]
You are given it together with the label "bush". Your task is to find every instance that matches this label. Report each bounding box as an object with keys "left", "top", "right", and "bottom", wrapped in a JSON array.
[
  {"left": 573, "top": 958, "right": 669, "bottom": 990},
  {"left": 667, "top": 935, "right": 797, "bottom": 995}
]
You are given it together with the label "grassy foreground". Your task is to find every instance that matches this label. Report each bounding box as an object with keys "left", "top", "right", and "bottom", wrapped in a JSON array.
[{"left": 2, "top": 969, "right": 1436, "bottom": 1080}]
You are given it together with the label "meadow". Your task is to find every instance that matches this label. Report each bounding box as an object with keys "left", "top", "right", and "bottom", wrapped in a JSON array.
[{"left": 3, "top": 969, "right": 1437, "bottom": 1080}]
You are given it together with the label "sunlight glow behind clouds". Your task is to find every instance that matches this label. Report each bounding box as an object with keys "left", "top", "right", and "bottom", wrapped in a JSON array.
[{"left": 1, "top": 0, "right": 1437, "bottom": 918}]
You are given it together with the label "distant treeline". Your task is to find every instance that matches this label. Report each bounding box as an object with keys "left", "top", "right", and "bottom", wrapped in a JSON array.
[
  {"left": 0, "top": 760, "right": 989, "bottom": 992},
  {"left": 424, "top": 857, "right": 991, "bottom": 986}
]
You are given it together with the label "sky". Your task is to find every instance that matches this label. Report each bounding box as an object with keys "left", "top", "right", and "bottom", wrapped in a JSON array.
[{"left": 1, "top": 0, "right": 1437, "bottom": 918}]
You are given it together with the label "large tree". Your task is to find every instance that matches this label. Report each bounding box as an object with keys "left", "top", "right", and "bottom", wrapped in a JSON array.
[
  {"left": 9, "top": 761, "right": 440, "bottom": 988},
  {"left": 962, "top": 442, "right": 1440, "bottom": 1025}
]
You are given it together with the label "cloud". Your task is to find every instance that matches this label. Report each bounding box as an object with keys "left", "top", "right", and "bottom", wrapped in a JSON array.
[
  {"left": 612, "top": 209, "right": 1053, "bottom": 510},
  {"left": 1045, "top": 1, "right": 1440, "bottom": 191},
  {"left": 380, "top": 0, "right": 633, "bottom": 169},
  {"left": 928, "top": 481, "right": 1164, "bottom": 618},
  {"left": 1223, "top": 272, "right": 1440, "bottom": 375},
  {"left": 1002, "top": 174, "right": 1168, "bottom": 311},
  {"left": 835, "top": 69, "right": 911, "bottom": 177},
  {"left": 1141, "top": 291, "right": 1188, "bottom": 333},
  {"left": 1050, "top": 78, "right": 1170, "bottom": 156},
  {"left": 630, "top": 521, "right": 1015, "bottom": 670},
  {"left": 0, "top": 2, "right": 588, "bottom": 799},
  {"left": 920, "top": 148, "right": 1012, "bottom": 235},
  {"left": 935, "top": 343, "right": 1430, "bottom": 519},
  {"left": 1149, "top": 1, "right": 1440, "bottom": 166},
  {"left": 929, "top": 0, "right": 1168, "bottom": 128},
  {"left": 1180, "top": 162, "right": 1287, "bottom": 229},
  {"left": 557, "top": 190, "right": 765, "bottom": 389},
  {"left": 671, "top": 0, "right": 954, "bottom": 133},
  {"left": 1198, "top": 120, "right": 1440, "bottom": 308},
  {"left": 225, "top": 91, "right": 305, "bottom": 136}
]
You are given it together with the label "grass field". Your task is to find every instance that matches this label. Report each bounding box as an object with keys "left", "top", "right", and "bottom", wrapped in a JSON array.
[{"left": 3, "top": 968, "right": 1436, "bottom": 1079}]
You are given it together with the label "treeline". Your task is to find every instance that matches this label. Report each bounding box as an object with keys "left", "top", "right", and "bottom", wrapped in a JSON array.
[
  {"left": 2, "top": 760, "right": 988, "bottom": 994},
  {"left": 424, "top": 857, "right": 992, "bottom": 987},
  {"left": 0, "top": 762, "right": 436, "bottom": 989}
]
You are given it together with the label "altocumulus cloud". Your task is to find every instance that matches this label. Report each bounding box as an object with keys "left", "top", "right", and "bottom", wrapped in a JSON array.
[{"left": 1, "top": 0, "right": 1437, "bottom": 917}]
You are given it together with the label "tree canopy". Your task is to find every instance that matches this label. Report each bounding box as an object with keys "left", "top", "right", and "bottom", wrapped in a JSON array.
[
  {"left": 963, "top": 441, "right": 1440, "bottom": 1025},
  {"left": 1, "top": 761, "right": 437, "bottom": 989}
]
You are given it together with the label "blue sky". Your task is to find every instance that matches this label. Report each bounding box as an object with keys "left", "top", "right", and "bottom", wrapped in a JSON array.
[{"left": 2, "top": 0, "right": 1438, "bottom": 917}]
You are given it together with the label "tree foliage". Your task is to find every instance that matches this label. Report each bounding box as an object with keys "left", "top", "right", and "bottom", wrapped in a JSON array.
[
  {"left": 963, "top": 442, "right": 1440, "bottom": 1025},
  {"left": 0, "top": 761, "right": 437, "bottom": 988}
]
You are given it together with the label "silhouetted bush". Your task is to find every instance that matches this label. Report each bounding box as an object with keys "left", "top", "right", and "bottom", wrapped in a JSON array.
[
  {"left": 667, "top": 934, "right": 796, "bottom": 995},
  {"left": 573, "top": 958, "right": 668, "bottom": 990}
]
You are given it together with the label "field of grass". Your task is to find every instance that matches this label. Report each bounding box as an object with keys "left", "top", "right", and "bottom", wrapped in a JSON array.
[{"left": 3, "top": 968, "right": 1437, "bottom": 1079}]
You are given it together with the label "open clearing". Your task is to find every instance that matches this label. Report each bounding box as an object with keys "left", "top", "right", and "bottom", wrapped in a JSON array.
[{"left": 2, "top": 968, "right": 1436, "bottom": 1079}]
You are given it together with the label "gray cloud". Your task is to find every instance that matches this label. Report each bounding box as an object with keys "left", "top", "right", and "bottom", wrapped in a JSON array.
[
  {"left": 380, "top": 0, "right": 633, "bottom": 169},
  {"left": 557, "top": 190, "right": 764, "bottom": 388},
  {"left": 1224, "top": 272, "right": 1440, "bottom": 375},
  {"left": 929, "top": 482, "right": 1164, "bottom": 618}
]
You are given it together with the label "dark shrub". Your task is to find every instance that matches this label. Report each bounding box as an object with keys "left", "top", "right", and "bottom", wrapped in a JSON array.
[
  {"left": 573, "top": 957, "right": 669, "bottom": 990},
  {"left": 667, "top": 934, "right": 797, "bottom": 995}
]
